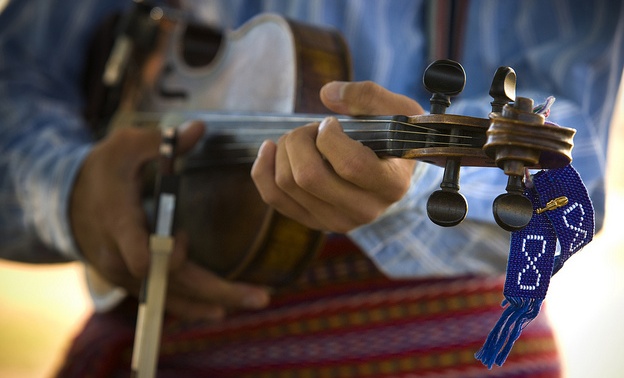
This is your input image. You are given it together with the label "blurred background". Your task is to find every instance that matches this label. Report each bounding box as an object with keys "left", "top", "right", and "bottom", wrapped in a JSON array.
[{"left": 0, "top": 85, "right": 622, "bottom": 377}]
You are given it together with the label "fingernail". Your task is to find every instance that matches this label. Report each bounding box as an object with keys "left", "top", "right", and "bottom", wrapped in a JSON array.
[
  {"left": 177, "top": 120, "right": 195, "bottom": 133},
  {"left": 322, "top": 81, "right": 346, "bottom": 103},
  {"left": 318, "top": 116, "right": 337, "bottom": 133},
  {"left": 242, "top": 290, "right": 270, "bottom": 309},
  {"left": 257, "top": 140, "right": 269, "bottom": 157}
]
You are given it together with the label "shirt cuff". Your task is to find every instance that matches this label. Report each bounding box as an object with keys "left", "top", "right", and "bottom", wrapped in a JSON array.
[
  {"left": 30, "top": 144, "right": 92, "bottom": 261},
  {"left": 348, "top": 162, "right": 510, "bottom": 278},
  {"left": 84, "top": 264, "right": 128, "bottom": 312}
]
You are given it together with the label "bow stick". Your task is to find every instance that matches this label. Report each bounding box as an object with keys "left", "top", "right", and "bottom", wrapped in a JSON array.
[{"left": 131, "top": 128, "right": 178, "bottom": 378}]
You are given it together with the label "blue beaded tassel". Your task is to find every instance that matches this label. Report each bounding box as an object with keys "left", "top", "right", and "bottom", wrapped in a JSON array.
[{"left": 476, "top": 165, "right": 594, "bottom": 368}]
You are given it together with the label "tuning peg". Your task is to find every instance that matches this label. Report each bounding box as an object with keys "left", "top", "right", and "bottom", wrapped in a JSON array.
[
  {"left": 487, "top": 97, "right": 542, "bottom": 231},
  {"left": 426, "top": 158, "right": 467, "bottom": 227},
  {"left": 423, "top": 59, "right": 466, "bottom": 114},
  {"left": 422, "top": 60, "right": 468, "bottom": 226},
  {"left": 492, "top": 175, "right": 533, "bottom": 231},
  {"left": 489, "top": 67, "right": 516, "bottom": 113}
]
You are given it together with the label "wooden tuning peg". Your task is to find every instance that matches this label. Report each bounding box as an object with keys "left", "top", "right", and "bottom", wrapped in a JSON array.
[
  {"left": 487, "top": 98, "right": 541, "bottom": 231},
  {"left": 489, "top": 67, "right": 516, "bottom": 113},
  {"left": 423, "top": 59, "right": 466, "bottom": 114},
  {"left": 485, "top": 66, "right": 532, "bottom": 231},
  {"left": 423, "top": 60, "right": 468, "bottom": 227}
]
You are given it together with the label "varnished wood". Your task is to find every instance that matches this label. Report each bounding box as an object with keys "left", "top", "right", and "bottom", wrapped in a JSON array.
[
  {"left": 101, "top": 13, "right": 577, "bottom": 286},
  {"left": 109, "top": 14, "right": 351, "bottom": 286}
]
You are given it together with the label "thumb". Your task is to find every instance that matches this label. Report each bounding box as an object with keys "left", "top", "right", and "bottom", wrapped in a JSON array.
[{"left": 320, "top": 81, "right": 425, "bottom": 116}]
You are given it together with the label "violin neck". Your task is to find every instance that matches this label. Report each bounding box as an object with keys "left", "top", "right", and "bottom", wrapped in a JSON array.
[
  {"left": 123, "top": 111, "right": 411, "bottom": 159},
  {"left": 113, "top": 110, "right": 493, "bottom": 170}
]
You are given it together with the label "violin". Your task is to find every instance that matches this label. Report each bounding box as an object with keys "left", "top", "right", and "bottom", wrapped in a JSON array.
[{"left": 94, "top": 8, "right": 575, "bottom": 286}]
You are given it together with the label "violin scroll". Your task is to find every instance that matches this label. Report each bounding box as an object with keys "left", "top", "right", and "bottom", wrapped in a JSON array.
[
  {"left": 487, "top": 97, "right": 542, "bottom": 230},
  {"left": 418, "top": 60, "right": 575, "bottom": 231},
  {"left": 485, "top": 96, "right": 575, "bottom": 230}
]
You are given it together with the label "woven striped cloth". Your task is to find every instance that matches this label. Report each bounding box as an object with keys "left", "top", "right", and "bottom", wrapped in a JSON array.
[{"left": 56, "top": 236, "right": 561, "bottom": 377}]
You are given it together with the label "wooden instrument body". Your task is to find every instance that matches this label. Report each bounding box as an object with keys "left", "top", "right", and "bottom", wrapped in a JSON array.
[
  {"left": 108, "top": 12, "right": 576, "bottom": 285},
  {"left": 113, "top": 14, "right": 351, "bottom": 285}
]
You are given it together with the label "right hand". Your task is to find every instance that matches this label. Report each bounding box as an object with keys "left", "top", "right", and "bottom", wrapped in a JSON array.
[{"left": 70, "top": 122, "right": 270, "bottom": 321}]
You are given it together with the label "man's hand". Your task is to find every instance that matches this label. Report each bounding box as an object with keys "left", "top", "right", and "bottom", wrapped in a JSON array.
[
  {"left": 70, "top": 122, "right": 270, "bottom": 321},
  {"left": 251, "top": 81, "right": 425, "bottom": 233}
]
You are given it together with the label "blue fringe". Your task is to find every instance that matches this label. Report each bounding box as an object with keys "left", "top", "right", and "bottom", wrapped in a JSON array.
[{"left": 475, "top": 297, "right": 544, "bottom": 368}]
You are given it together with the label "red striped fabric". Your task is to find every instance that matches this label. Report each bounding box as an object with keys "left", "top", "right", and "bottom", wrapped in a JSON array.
[{"left": 56, "top": 236, "right": 561, "bottom": 377}]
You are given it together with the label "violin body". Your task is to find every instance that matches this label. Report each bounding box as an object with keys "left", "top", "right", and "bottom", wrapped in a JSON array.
[{"left": 111, "top": 14, "right": 351, "bottom": 285}]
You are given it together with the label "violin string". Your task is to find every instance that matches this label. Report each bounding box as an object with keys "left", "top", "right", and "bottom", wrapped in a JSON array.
[
  {"left": 200, "top": 128, "right": 477, "bottom": 141},
  {"left": 181, "top": 139, "right": 474, "bottom": 167},
  {"left": 121, "top": 114, "right": 485, "bottom": 161},
  {"left": 122, "top": 113, "right": 484, "bottom": 141},
  {"left": 198, "top": 124, "right": 480, "bottom": 154},
  {"left": 182, "top": 140, "right": 477, "bottom": 169},
  {"left": 199, "top": 119, "right": 479, "bottom": 140},
  {"left": 202, "top": 137, "right": 475, "bottom": 152}
]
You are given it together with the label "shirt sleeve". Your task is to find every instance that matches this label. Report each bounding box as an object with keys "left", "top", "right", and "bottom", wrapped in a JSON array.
[
  {"left": 348, "top": 163, "right": 512, "bottom": 278},
  {"left": 350, "top": 0, "right": 624, "bottom": 278},
  {"left": 0, "top": 0, "right": 127, "bottom": 262}
]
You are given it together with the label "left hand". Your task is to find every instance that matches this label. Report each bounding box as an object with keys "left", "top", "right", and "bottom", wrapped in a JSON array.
[{"left": 251, "top": 81, "right": 424, "bottom": 233}]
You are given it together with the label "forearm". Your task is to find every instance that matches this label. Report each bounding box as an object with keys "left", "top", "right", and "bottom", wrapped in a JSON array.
[
  {"left": 0, "top": 94, "right": 94, "bottom": 262},
  {"left": 0, "top": 0, "right": 118, "bottom": 262}
]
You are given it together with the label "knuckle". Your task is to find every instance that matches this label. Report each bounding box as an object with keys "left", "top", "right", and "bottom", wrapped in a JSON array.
[
  {"left": 358, "top": 80, "right": 382, "bottom": 95},
  {"left": 127, "top": 258, "right": 149, "bottom": 278},
  {"left": 385, "top": 180, "right": 410, "bottom": 202},
  {"left": 275, "top": 169, "right": 297, "bottom": 192},
  {"left": 249, "top": 161, "right": 265, "bottom": 184},
  {"left": 352, "top": 207, "right": 382, "bottom": 227},
  {"left": 346, "top": 81, "right": 380, "bottom": 115},
  {"left": 254, "top": 181, "right": 280, "bottom": 206},
  {"left": 277, "top": 162, "right": 325, "bottom": 193},
  {"left": 333, "top": 153, "right": 367, "bottom": 182},
  {"left": 385, "top": 164, "right": 415, "bottom": 201},
  {"left": 105, "top": 127, "right": 158, "bottom": 156},
  {"left": 292, "top": 166, "right": 323, "bottom": 190},
  {"left": 250, "top": 164, "right": 260, "bottom": 181},
  {"left": 108, "top": 127, "right": 141, "bottom": 145}
]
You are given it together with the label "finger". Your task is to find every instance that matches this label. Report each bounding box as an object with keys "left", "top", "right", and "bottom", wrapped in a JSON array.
[
  {"left": 175, "top": 120, "right": 205, "bottom": 154},
  {"left": 113, "top": 208, "right": 151, "bottom": 277},
  {"left": 106, "top": 170, "right": 151, "bottom": 278},
  {"left": 109, "top": 127, "right": 163, "bottom": 167},
  {"left": 164, "top": 295, "right": 227, "bottom": 322},
  {"left": 168, "top": 230, "right": 189, "bottom": 272},
  {"left": 317, "top": 117, "right": 415, "bottom": 202},
  {"left": 320, "top": 81, "right": 425, "bottom": 116},
  {"left": 94, "top": 130, "right": 159, "bottom": 277},
  {"left": 275, "top": 124, "right": 329, "bottom": 200},
  {"left": 251, "top": 139, "right": 324, "bottom": 229},
  {"left": 275, "top": 126, "right": 359, "bottom": 230},
  {"left": 112, "top": 121, "right": 203, "bottom": 163},
  {"left": 279, "top": 122, "right": 385, "bottom": 230},
  {"left": 111, "top": 123, "right": 203, "bottom": 277},
  {"left": 169, "top": 261, "right": 271, "bottom": 310}
]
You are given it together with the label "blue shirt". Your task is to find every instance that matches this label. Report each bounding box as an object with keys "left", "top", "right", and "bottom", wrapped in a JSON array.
[{"left": 1, "top": 0, "right": 622, "bottom": 281}]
